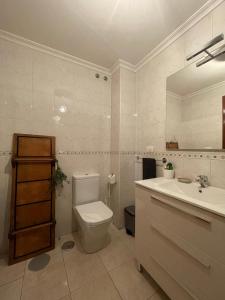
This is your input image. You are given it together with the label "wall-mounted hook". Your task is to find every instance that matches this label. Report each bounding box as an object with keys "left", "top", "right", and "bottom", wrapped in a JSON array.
[
  {"left": 162, "top": 157, "right": 167, "bottom": 164},
  {"left": 95, "top": 73, "right": 100, "bottom": 78},
  {"left": 103, "top": 76, "right": 108, "bottom": 81}
]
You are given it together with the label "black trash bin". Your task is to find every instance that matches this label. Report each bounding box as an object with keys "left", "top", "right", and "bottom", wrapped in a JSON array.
[{"left": 124, "top": 205, "right": 135, "bottom": 236}]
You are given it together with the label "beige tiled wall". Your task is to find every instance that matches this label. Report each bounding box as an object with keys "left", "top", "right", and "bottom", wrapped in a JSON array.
[
  {"left": 136, "top": 2, "right": 225, "bottom": 186},
  {"left": 110, "top": 67, "right": 136, "bottom": 228},
  {"left": 0, "top": 38, "right": 111, "bottom": 254},
  {"left": 154, "top": 153, "right": 225, "bottom": 190},
  {"left": 137, "top": 3, "right": 225, "bottom": 153},
  {"left": 110, "top": 69, "right": 121, "bottom": 227},
  {"left": 1, "top": 1, "right": 225, "bottom": 254}
]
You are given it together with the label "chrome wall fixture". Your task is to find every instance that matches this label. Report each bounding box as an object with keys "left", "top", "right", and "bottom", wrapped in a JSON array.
[
  {"left": 95, "top": 73, "right": 108, "bottom": 81},
  {"left": 186, "top": 33, "right": 225, "bottom": 67}
]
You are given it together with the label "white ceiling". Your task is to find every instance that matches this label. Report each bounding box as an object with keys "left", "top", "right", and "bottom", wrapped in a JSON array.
[{"left": 0, "top": 0, "right": 209, "bottom": 68}]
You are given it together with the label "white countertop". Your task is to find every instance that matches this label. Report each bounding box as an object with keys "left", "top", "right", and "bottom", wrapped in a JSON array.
[{"left": 135, "top": 177, "right": 225, "bottom": 218}]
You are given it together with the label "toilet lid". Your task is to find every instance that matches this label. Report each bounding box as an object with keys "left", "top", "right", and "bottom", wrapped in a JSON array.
[{"left": 75, "top": 201, "right": 113, "bottom": 226}]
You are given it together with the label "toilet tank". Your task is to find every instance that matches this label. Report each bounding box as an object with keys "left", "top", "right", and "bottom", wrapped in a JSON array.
[{"left": 72, "top": 173, "right": 100, "bottom": 206}]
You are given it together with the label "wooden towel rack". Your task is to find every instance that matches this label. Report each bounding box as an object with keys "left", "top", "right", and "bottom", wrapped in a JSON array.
[{"left": 8, "top": 133, "right": 56, "bottom": 264}]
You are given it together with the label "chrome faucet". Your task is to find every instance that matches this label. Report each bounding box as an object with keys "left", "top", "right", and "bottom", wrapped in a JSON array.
[{"left": 196, "top": 175, "right": 209, "bottom": 188}]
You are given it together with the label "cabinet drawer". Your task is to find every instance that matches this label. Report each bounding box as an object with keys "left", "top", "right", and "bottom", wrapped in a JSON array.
[
  {"left": 149, "top": 191, "right": 225, "bottom": 267},
  {"left": 17, "top": 163, "right": 52, "bottom": 182},
  {"left": 16, "top": 180, "right": 51, "bottom": 205},
  {"left": 148, "top": 222, "right": 225, "bottom": 300},
  {"left": 15, "top": 225, "right": 51, "bottom": 257},
  {"left": 15, "top": 201, "right": 51, "bottom": 229},
  {"left": 17, "top": 136, "right": 52, "bottom": 157}
]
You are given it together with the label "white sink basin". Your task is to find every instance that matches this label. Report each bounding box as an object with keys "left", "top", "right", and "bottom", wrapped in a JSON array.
[{"left": 136, "top": 177, "right": 225, "bottom": 217}]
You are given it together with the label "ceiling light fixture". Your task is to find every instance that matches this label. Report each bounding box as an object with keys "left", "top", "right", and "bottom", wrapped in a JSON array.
[{"left": 186, "top": 33, "right": 225, "bottom": 67}]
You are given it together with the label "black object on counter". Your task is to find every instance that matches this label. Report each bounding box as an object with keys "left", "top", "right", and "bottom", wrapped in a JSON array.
[
  {"left": 124, "top": 205, "right": 135, "bottom": 236},
  {"left": 142, "top": 158, "right": 156, "bottom": 179}
]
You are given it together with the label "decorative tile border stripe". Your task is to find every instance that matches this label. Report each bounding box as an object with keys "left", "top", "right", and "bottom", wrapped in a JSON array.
[
  {"left": 0, "top": 150, "right": 111, "bottom": 156},
  {"left": 134, "top": 151, "right": 225, "bottom": 161},
  {"left": 0, "top": 151, "right": 12, "bottom": 156},
  {"left": 1, "top": 150, "right": 225, "bottom": 160},
  {"left": 57, "top": 151, "right": 111, "bottom": 155}
]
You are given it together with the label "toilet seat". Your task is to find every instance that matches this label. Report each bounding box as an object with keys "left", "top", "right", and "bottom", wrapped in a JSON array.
[{"left": 75, "top": 201, "right": 113, "bottom": 227}]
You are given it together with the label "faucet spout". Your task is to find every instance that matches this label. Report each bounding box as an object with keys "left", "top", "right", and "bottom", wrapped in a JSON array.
[{"left": 196, "top": 175, "right": 209, "bottom": 188}]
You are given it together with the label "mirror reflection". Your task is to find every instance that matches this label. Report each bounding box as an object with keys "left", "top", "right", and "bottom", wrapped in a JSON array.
[{"left": 166, "top": 53, "right": 225, "bottom": 150}]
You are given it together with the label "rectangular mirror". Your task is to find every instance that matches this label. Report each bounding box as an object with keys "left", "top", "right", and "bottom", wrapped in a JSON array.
[{"left": 166, "top": 53, "right": 225, "bottom": 151}]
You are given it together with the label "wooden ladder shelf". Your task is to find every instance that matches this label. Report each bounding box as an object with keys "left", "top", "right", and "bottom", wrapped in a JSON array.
[{"left": 9, "top": 133, "right": 56, "bottom": 265}]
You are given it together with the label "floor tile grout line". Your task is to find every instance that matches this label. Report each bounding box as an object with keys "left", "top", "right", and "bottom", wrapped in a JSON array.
[
  {"left": 19, "top": 273, "right": 25, "bottom": 300},
  {"left": 107, "top": 266, "right": 124, "bottom": 300},
  {"left": 61, "top": 234, "right": 110, "bottom": 295},
  {"left": 0, "top": 274, "right": 24, "bottom": 289},
  {"left": 61, "top": 247, "right": 72, "bottom": 299},
  {"left": 106, "top": 257, "right": 139, "bottom": 300},
  {"left": 19, "top": 261, "right": 26, "bottom": 300}
]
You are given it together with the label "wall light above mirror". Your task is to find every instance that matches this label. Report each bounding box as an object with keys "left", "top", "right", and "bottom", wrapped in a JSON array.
[{"left": 166, "top": 42, "right": 225, "bottom": 151}]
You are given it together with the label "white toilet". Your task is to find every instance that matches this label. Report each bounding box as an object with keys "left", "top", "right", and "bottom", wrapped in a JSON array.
[{"left": 72, "top": 173, "right": 113, "bottom": 253}]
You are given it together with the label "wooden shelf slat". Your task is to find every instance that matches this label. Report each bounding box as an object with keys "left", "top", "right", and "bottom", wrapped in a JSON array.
[
  {"left": 9, "top": 221, "right": 56, "bottom": 237},
  {"left": 12, "top": 157, "right": 56, "bottom": 163}
]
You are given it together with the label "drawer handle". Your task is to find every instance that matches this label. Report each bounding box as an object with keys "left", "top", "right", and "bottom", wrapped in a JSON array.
[
  {"left": 151, "top": 196, "right": 211, "bottom": 225},
  {"left": 151, "top": 221, "right": 211, "bottom": 269}
]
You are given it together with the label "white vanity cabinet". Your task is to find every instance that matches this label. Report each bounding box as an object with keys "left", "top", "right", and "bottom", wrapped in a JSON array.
[{"left": 135, "top": 185, "right": 225, "bottom": 300}]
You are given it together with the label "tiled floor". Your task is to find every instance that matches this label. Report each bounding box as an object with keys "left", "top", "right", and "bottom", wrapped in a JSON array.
[{"left": 0, "top": 225, "right": 170, "bottom": 300}]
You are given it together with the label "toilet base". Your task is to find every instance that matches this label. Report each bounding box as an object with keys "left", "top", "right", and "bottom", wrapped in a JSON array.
[{"left": 78, "top": 219, "right": 112, "bottom": 253}]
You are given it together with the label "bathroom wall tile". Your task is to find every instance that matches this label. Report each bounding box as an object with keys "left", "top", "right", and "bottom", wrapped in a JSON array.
[
  {"left": 120, "top": 68, "right": 136, "bottom": 115},
  {"left": 0, "top": 171, "right": 11, "bottom": 254},
  {"left": 1, "top": 1, "right": 225, "bottom": 260},
  {"left": 134, "top": 3, "right": 225, "bottom": 208},
  {"left": 158, "top": 36, "right": 185, "bottom": 76},
  {"left": 0, "top": 39, "right": 32, "bottom": 75},
  {"left": 0, "top": 68, "right": 32, "bottom": 90},
  {"left": 210, "top": 159, "right": 225, "bottom": 189},
  {"left": 111, "top": 69, "right": 121, "bottom": 152},
  {"left": 109, "top": 259, "right": 158, "bottom": 300},
  {"left": 110, "top": 154, "right": 121, "bottom": 227},
  {"left": 56, "top": 181, "right": 74, "bottom": 235},
  {"left": 32, "top": 90, "right": 54, "bottom": 119},
  {"left": 70, "top": 273, "right": 121, "bottom": 300},
  {"left": 119, "top": 155, "right": 136, "bottom": 226},
  {"left": 176, "top": 158, "right": 210, "bottom": 181},
  {"left": 212, "top": 1, "right": 225, "bottom": 37},
  {"left": 168, "top": 157, "right": 183, "bottom": 178},
  {"left": 0, "top": 39, "right": 111, "bottom": 253},
  {"left": 0, "top": 278, "right": 23, "bottom": 300},
  {"left": 184, "top": 14, "right": 212, "bottom": 61},
  {"left": 0, "top": 86, "right": 32, "bottom": 121},
  {"left": 32, "top": 52, "right": 64, "bottom": 94},
  {"left": 120, "top": 116, "right": 136, "bottom": 151}
]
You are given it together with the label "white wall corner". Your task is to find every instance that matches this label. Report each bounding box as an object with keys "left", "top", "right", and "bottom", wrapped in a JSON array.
[
  {"left": 110, "top": 59, "right": 136, "bottom": 74},
  {"left": 0, "top": 29, "right": 111, "bottom": 75},
  {"left": 135, "top": 0, "right": 224, "bottom": 72}
]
